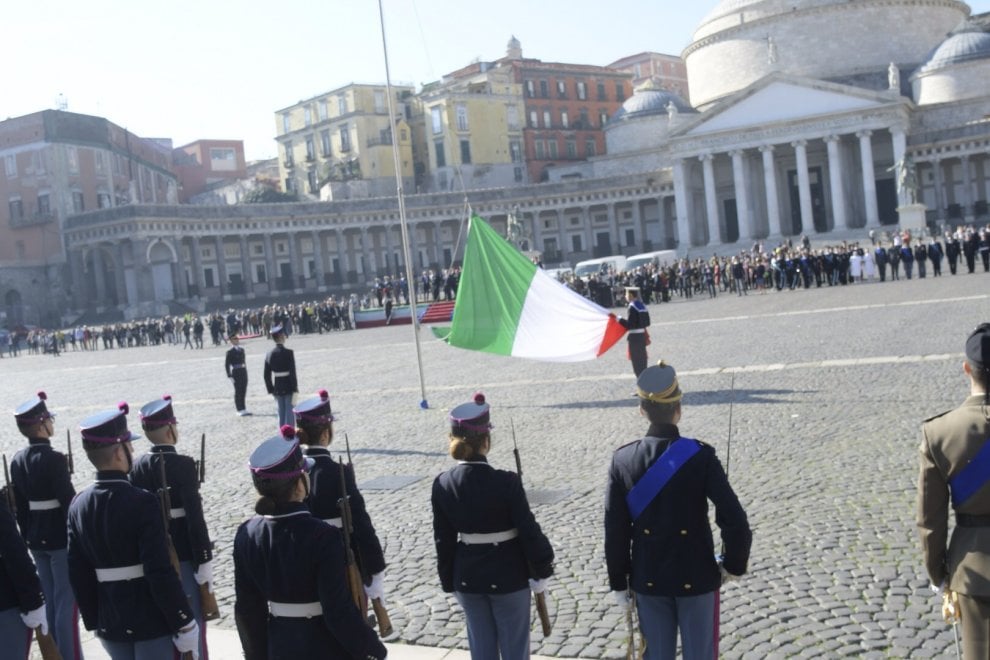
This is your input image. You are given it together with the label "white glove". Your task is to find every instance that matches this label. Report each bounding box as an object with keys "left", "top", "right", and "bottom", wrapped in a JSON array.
[
  {"left": 931, "top": 582, "right": 945, "bottom": 596},
  {"left": 173, "top": 621, "right": 200, "bottom": 659},
  {"left": 364, "top": 572, "right": 385, "bottom": 600},
  {"left": 612, "top": 590, "right": 631, "bottom": 607},
  {"left": 194, "top": 561, "right": 213, "bottom": 593},
  {"left": 20, "top": 604, "right": 48, "bottom": 635},
  {"left": 528, "top": 578, "right": 549, "bottom": 594}
]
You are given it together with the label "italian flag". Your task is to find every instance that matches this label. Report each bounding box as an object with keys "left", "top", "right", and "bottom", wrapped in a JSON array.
[{"left": 434, "top": 215, "right": 626, "bottom": 362}]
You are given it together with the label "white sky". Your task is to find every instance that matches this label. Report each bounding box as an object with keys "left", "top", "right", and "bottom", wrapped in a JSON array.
[{"left": 2, "top": 0, "right": 988, "bottom": 161}]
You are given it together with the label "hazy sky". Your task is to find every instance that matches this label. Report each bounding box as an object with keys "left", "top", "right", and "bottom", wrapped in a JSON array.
[{"left": 3, "top": 0, "right": 988, "bottom": 161}]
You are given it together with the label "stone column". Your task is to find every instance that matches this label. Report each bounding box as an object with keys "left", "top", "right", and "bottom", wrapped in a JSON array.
[
  {"left": 792, "top": 140, "right": 814, "bottom": 235},
  {"left": 653, "top": 196, "right": 664, "bottom": 249},
  {"left": 287, "top": 232, "right": 300, "bottom": 291},
  {"left": 700, "top": 153, "right": 720, "bottom": 246},
  {"left": 961, "top": 155, "right": 974, "bottom": 215},
  {"left": 69, "top": 249, "right": 89, "bottom": 307},
  {"left": 92, "top": 249, "right": 108, "bottom": 306},
  {"left": 630, "top": 199, "right": 642, "bottom": 249},
  {"left": 112, "top": 243, "right": 127, "bottom": 307},
  {"left": 383, "top": 223, "right": 395, "bottom": 275},
  {"left": 760, "top": 145, "right": 783, "bottom": 238},
  {"left": 607, "top": 203, "right": 619, "bottom": 251},
  {"left": 555, "top": 210, "right": 567, "bottom": 259},
  {"left": 890, "top": 127, "right": 908, "bottom": 206},
  {"left": 174, "top": 237, "right": 189, "bottom": 299},
  {"left": 360, "top": 227, "right": 371, "bottom": 276},
  {"left": 673, "top": 159, "right": 692, "bottom": 248},
  {"left": 529, "top": 209, "right": 543, "bottom": 252},
  {"left": 729, "top": 149, "right": 752, "bottom": 242},
  {"left": 825, "top": 135, "right": 848, "bottom": 231},
  {"left": 856, "top": 131, "right": 880, "bottom": 229},
  {"left": 312, "top": 231, "right": 325, "bottom": 289},
  {"left": 214, "top": 236, "right": 228, "bottom": 295},
  {"left": 583, "top": 207, "right": 593, "bottom": 255},
  {"left": 190, "top": 236, "right": 204, "bottom": 295},
  {"left": 931, "top": 157, "right": 945, "bottom": 216},
  {"left": 263, "top": 233, "right": 276, "bottom": 293},
  {"left": 239, "top": 235, "right": 252, "bottom": 296},
  {"left": 434, "top": 221, "right": 444, "bottom": 268}
]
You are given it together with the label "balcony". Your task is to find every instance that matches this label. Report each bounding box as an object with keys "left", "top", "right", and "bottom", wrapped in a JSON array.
[
  {"left": 366, "top": 136, "right": 394, "bottom": 148},
  {"left": 9, "top": 211, "right": 55, "bottom": 229}
]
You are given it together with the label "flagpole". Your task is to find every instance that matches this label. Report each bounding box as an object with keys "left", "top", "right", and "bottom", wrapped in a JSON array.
[{"left": 377, "top": 0, "right": 429, "bottom": 409}]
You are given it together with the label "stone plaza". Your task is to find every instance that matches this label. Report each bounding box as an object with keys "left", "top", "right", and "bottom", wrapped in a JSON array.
[{"left": 3, "top": 270, "right": 988, "bottom": 658}]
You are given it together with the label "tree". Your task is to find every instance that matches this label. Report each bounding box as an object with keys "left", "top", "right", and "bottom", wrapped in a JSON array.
[{"left": 241, "top": 186, "right": 298, "bottom": 204}]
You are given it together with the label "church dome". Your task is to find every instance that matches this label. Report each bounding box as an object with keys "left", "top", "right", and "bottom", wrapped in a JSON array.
[
  {"left": 912, "top": 22, "right": 990, "bottom": 105},
  {"left": 916, "top": 28, "right": 990, "bottom": 75},
  {"left": 611, "top": 82, "right": 695, "bottom": 122}
]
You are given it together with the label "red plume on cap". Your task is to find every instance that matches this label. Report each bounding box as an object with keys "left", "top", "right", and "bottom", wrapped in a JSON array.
[
  {"left": 318, "top": 389, "right": 329, "bottom": 401},
  {"left": 37, "top": 391, "right": 47, "bottom": 401},
  {"left": 163, "top": 394, "right": 172, "bottom": 402},
  {"left": 280, "top": 424, "right": 295, "bottom": 440},
  {"left": 473, "top": 392, "right": 486, "bottom": 405},
  {"left": 118, "top": 402, "right": 129, "bottom": 415}
]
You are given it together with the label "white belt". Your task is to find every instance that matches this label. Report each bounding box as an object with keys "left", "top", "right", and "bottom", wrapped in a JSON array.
[
  {"left": 170, "top": 507, "right": 186, "bottom": 519},
  {"left": 95, "top": 564, "right": 145, "bottom": 582},
  {"left": 459, "top": 529, "right": 519, "bottom": 545},
  {"left": 272, "top": 371, "right": 290, "bottom": 378},
  {"left": 28, "top": 499, "right": 60, "bottom": 511},
  {"left": 322, "top": 517, "right": 342, "bottom": 528},
  {"left": 627, "top": 329, "right": 646, "bottom": 334},
  {"left": 268, "top": 601, "right": 323, "bottom": 618}
]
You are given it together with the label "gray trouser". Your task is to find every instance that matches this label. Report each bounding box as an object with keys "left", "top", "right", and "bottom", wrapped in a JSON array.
[
  {"left": 455, "top": 588, "right": 530, "bottom": 660},
  {"left": 32, "top": 548, "right": 82, "bottom": 660},
  {"left": 635, "top": 590, "right": 717, "bottom": 660}
]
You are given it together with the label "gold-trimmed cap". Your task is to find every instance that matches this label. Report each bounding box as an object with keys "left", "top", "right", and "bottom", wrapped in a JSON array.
[{"left": 636, "top": 360, "right": 682, "bottom": 404}]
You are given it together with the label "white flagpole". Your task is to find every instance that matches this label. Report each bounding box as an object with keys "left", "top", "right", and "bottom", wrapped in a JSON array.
[{"left": 377, "top": 0, "right": 429, "bottom": 409}]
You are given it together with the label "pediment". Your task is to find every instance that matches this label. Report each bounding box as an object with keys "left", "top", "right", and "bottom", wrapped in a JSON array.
[{"left": 682, "top": 77, "right": 895, "bottom": 137}]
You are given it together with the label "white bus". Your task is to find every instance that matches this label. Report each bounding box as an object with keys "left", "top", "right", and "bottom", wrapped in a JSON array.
[
  {"left": 622, "top": 250, "right": 679, "bottom": 273},
  {"left": 574, "top": 255, "right": 627, "bottom": 280}
]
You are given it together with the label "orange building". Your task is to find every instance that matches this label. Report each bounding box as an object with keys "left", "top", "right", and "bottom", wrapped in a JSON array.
[
  {"left": 608, "top": 52, "right": 691, "bottom": 103},
  {"left": 172, "top": 140, "right": 247, "bottom": 202}
]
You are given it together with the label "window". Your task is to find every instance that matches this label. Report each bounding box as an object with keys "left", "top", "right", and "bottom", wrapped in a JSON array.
[
  {"left": 318, "top": 100, "right": 328, "bottom": 121},
  {"left": 557, "top": 80, "right": 567, "bottom": 98},
  {"left": 566, "top": 140, "right": 577, "bottom": 158},
  {"left": 305, "top": 137, "right": 315, "bottom": 161},
  {"left": 528, "top": 110, "right": 538, "bottom": 128},
  {"left": 210, "top": 148, "right": 237, "bottom": 171},
  {"left": 285, "top": 177, "right": 295, "bottom": 192},
  {"left": 97, "top": 192, "right": 111, "bottom": 209},
  {"left": 507, "top": 106, "right": 519, "bottom": 130},
  {"left": 577, "top": 81, "right": 587, "bottom": 100},
  {"left": 599, "top": 111, "right": 609, "bottom": 127},
  {"left": 304, "top": 107, "right": 312, "bottom": 126},
  {"left": 543, "top": 110, "right": 551, "bottom": 128},
  {"left": 95, "top": 151, "right": 106, "bottom": 175},
  {"left": 579, "top": 108, "right": 589, "bottom": 127},
  {"left": 434, "top": 140, "right": 446, "bottom": 168},
  {"left": 571, "top": 234, "right": 583, "bottom": 252},
  {"left": 616, "top": 82, "right": 626, "bottom": 102},
  {"left": 8, "top": 198, "right": 23, "bottom": 221},
  {"left": 4, "top": 154, "right": 16, "bottom": 178},
  {"left": 72, "top": 191, "right": 84, "bottom": 213},
  {"left": 431, "top": 107, "right": 443, "bottom": 135},
  {"left": 534, "top": 140, "right": 545, "bottom": 159},
  {"left": 597, "top": 82, "right": 607, "bottom": 101},
  {"left": 204, "top": 268, "right": 215, "bottom": 288},
  {"left": 509, "top": 140, "right": 522, "bottom": 163},
  {"left": 514, "top": 167, "right": 523, "bottom": 182},
  {"left": 282, "top": 113, "right": 291, "bottom": 133},
  {"left": 32, "top": 151, "right": 46, "bottom": 175},
  {"left": 634, "top": 63, "right": 642, "bottom": 78},
  {"left": 256, "top": 264, "right": 267, "bottom": 284},
  {"left": 308, "top": 169, "right": 318, "bottom": 193},
  {"left": 585, "top": 139, "right": 596, "bottom": 157},
  {"left": 374, "top": 90, "right": 386, "bottom": 112},
  {"left": 625, "top": 228, "right": 635, "bottom": 246},
  {"left": 547, "top": 139, "right": 558, "bottom": 159},
  {"left": 456, "top": 104, "right": 468, "bottom": 131},
  {"left": 539, "top": 80, "right": 549, "bottom": 98},
  {"left": 320, "top": 130, "right": 331, "bottom": 157},
  {"left": 379, "top": 128, "right": 392, "bottom": 145},
  {"left": 561, "top": 111, "right": 569, "bottom": 129},
  {"left": 37, "top": 193, "right": 50, "bottom": 215},
  {"left": 460, "top": 139, "right": 471, "bottom": 164},
  {"left": 525, "top": 80, "right": 535, "bottom": 98},
  {"left": 67, "top": 146, "right": 79, "bottom": 174},
  {"left": 339, "top": 125, "right": 351, "bottom": 152},
  {"left": 337, "top": 95, "right": 348, "bottom": 115},
  {"left": 283, "top": 143, "right": 294, "bottom": 166}
]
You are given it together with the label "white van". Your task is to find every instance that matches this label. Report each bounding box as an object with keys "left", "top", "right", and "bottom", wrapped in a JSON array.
[
  {"left": 622, "top": 250, "right": 679, "bottom": 273},
  {"left": 574, "top": 255, "right": 627, "bottom": 280}
]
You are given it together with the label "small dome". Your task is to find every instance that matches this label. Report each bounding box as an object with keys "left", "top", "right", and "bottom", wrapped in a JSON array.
[
  {"left": 916, "top": 28, "right": 990, "bottom": 75},
  {"left": 612, "top": 82, "right": 695, "bottom": 122}
]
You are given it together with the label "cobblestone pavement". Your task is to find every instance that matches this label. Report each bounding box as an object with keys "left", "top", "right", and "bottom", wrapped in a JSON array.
[{"left": 5, "top": 272, "right": 989, "bottom": 658}]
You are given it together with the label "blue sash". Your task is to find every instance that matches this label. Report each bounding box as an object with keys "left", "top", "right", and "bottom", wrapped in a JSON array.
[
  {"left": 626, "top": 437, "right": 701, "bottom": 520},
  {"left": 950, "top": 438, "right": 990, "bottom": 508}
]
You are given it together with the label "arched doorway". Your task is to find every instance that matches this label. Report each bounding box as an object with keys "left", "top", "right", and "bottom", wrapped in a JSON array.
[{"left": 148, "top": 241, "right": 175, "bottom": 302}]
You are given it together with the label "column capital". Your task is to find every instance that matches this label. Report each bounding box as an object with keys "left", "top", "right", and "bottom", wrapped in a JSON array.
[
  {"left": 855, "top": 130, "right": 873, "bottom": 140},
  {"left": 824, "top": 134, "right": 841, "bottom": 144},
  {"left": 791, "top": 139, "right": 807, "bottom": 149},
  {"left": 698, "top": 152, "right": 715, "bottom": 163},
  {"left": 888, "top": 125, "right": 907, "bottom": 137},
  {"left": 758, "top": 144, "right": 776, "bottom": 154},
  {"left": 727, "top": 149, "right": 745, "bottom": 159}
]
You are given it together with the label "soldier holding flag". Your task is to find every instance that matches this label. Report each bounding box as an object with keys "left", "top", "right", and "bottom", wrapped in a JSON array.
[{"left": 605, "top": 363, "right": 751, "bottom": 660}]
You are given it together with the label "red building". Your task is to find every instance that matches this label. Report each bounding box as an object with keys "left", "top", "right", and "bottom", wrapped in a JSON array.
[{"left": 172, "top": 139, "right": 247, "bottom": 202}]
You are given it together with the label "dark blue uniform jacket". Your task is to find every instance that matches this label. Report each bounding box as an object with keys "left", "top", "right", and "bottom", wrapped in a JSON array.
[
  {"left": 605, "top": 423, "right": 752, "bottom": 596},
  {"left": 67, "top": 470, "right": 194, "bottom": 641},
  {"left": 432, "top": 459, "right": 554, "bottom": 594},
  {"left": 233, "top": 503, "right": 386, "bottom": 660},
  {"left": 130, "top": 446, "right": 213, "bottom": 566},
  {"left": 304, "top": 447, "right": 385, "bottom": 577},
  {"left": 11, "top": 439, "right": 74, "bottom": 550},
  {"left": 0, "top": 503, "right": 45, "bottom": 613},
  {"left": 263, "top": 345, "right": 297, "bottom": 396}
]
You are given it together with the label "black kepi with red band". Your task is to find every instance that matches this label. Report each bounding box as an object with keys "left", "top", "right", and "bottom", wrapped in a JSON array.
[
  {"left": 249, "top": 425, "right": 315, "bottom": 482},
  {"left": 449, "top": 392, "right": 493, "bottom": 435},
  {"left": 78, "top": 402, "right": 141, "bottom": 447},
  {"left": 14, "top": 390, "right": 55, "bottom": 428},
  {"left": 292, "top": 389, "right": 335, "bottom": 425},
  {"left": 139, "top": 395, "right": 177, "bottom": 431}
]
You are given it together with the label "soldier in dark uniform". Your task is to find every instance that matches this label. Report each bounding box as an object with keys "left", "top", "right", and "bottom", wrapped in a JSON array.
[
  {"left": 918, "top": 323, "right": 990, "bottom": 658},
  {"left": 226, "top": 334, "right": 251, "bottom": 416},
  {"left": 605, "top": 363, "right": 752, "bottom": 660},
  {"left": 0, "top": 500, "right": 49, "bottom": 659},
  {"left": 293, "top": 390, "right": 386, "bottom": 605},
  {"left": 131, "top": 395, "right": 214, "bottom": 659},
  {"left": 431, "top": 393, "right": 555, "bottom": 659},
  {"left": 928, "top": 238, "right": 944, "bottom": 277},
  {"left": 10, "top": 391, "right": 81, "bottom": 659},
  {"left": 874, "top": 244, "right": 889, "bottom": 282},
  {"left": 68, "top": 403, "right": 199, "bottom": 659},
  {"left": 945, "top": 231, "right": 961, "bottom": 275},
  {"left": 263, "top": 324, "right": 298, "bottom": 428},
  {"left": 619, "top": 287, "right": 651, "bottom": 381},
  {"left": 233, "top": 428, "right": 387, "bottom": 660}
]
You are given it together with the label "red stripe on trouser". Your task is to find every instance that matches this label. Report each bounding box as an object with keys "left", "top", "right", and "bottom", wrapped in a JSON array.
[
  {"left": 24, "top": 628, "right": 33, "bottom": 660},
  {"left": 201, "top": 619, "right": 209, "bottom": 660},
  {"left": 713, "top": 587, "right": 720, "bottom": 659}
]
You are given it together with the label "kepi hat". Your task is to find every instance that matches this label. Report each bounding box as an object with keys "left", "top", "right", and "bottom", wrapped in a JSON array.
[
  {"left": 966, "top": 323, "right": 990, "bottom": 369},
  {"left": 293, "top": 389, "right": 335, "bottom": 425},
  {"left": 248, "top": 425, "right": 315, "bottom": 481},
  {"left": 449, "top": 392, "right": 492, "bottom": 435},
  {"left": 139, "top": 395, "right": 177, "bottom": 431},
  {"left": 79, "top": 402, "right": 141, "bottom": 447},
  {"left": 637, "top": 361, "right": 683, "bottom": 404},
  {"left": 14, "top": 391, "right": 54, "bottom": 428}
]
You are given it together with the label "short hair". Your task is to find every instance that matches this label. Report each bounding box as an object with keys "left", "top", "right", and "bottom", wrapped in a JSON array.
[
  {"left": 640, "top": 399, "right": 680, "bottom": 425},
  {"left": 969, "top": 360, "right": 989, "bottom": 392},
  {"left": 84, "top": 443, "right": 120, "bottom": 469}
]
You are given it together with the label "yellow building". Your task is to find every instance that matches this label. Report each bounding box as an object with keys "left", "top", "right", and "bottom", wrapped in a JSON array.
[
  {"left": 274, "top": 83, "right": 415, "bottom": 200},
  {"left": 417, "top": 63, "right": 526, "bottom": 193}
]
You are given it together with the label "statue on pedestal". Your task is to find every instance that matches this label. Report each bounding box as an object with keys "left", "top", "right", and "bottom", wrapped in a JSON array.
[
  {"left": 888, "top": 156, "right": 918, "bottom": 205},
  {"left": 888, "top": 62, "right": 900, "bottom": 92},
  {"left": 506, "top": 208, "right": 532, "bottom": 251}
]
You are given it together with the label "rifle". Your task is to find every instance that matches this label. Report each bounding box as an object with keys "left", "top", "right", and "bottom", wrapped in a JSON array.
[
  {"left": 198, "top": 433, "right": 206, "bottom": 484},
  {"left": 341, "top": 438, "right": 393, "bottom": 639},
  {"left": 2, "top": 454, "right": 15, "bottom": 515},
  {"left": 66, "top": 429, "right": 74, "bottom": 475},
  {"left": 508, "top": 420, "right": 552, "bottom": 637},
  {"left": 157, "top": 457, "right": 197, "bottom": 660},
  {"left": 338, "top": 457, "right": 369, "bottom": 617}
]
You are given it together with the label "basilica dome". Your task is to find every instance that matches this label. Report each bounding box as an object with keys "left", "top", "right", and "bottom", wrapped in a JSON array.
[
  {"left": 605, "top": 82, "right": 696, "bottom": 154},
  {"left": 611, "top": 82, "right": 695, "bottom": 122},
  {"left": 912, "top": 24, "right": 990, "bottom": 104},
  {"left": 685, "top": 0, "right": 971, "bottom": 109}
]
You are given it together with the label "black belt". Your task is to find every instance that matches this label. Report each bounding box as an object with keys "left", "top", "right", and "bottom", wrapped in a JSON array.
[{"left": 956, "top": 513, "right": 990, "bottom": 527}]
